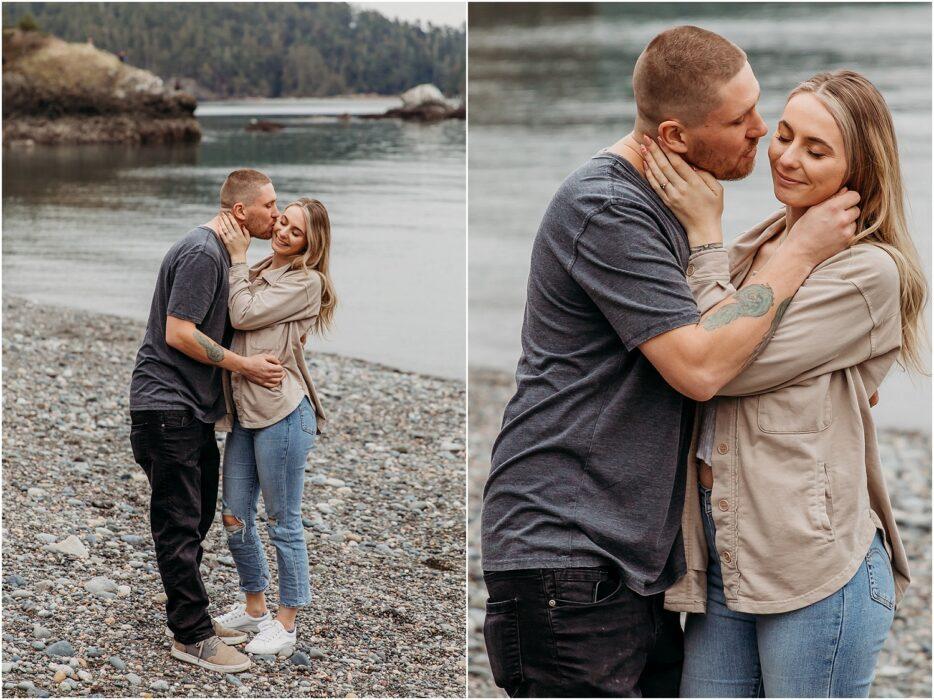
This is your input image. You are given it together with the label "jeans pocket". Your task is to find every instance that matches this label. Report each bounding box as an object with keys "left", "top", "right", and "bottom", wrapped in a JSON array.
[
  {"left": 161, "top": 410, "right": 197, "bottom": 430},
  {"left": 865, "top": 542, "right": 895, "bottom": 610},
  {"left": 554, "top": 568, "right": 622, "bottom": 606},
  {"left": 299, "top": 400, "right": 316, "bottom": 438},
  {"left": 484, "top": 598, "right": 524, "bottom": 692},
  {"left": 129, "top": 424, "right": 151, "bottom": 475}
]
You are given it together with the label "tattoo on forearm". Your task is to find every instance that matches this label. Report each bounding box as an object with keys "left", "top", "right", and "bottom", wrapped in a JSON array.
[
  {"left": 690, "top": 242, "right": 724, "bottom": 254},
  {"left": 193, "top": 330, "right": 225, "bottom": 363},
  {"left": 701, "top": 284, "right": 774, "bottom": 331},
  {"left": 741, "top": 297, "right": 792, "bottom": 370}
]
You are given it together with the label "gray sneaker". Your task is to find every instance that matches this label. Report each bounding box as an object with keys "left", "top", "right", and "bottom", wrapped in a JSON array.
[
  {"left": 170, "top": 636, "right": 251, "bottom": 673},
  {"left": 165, "top": 621, "right": 249, "bottom": 645}
]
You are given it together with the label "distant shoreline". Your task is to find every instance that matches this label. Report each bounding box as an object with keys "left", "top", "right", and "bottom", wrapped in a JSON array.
[{"left": 3, "top": 293, "right": 462, "bottom": 385}]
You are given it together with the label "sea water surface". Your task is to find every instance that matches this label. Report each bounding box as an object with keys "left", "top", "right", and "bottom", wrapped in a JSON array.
[
  {"left": 3, "top": 97, "right": 466, "bottom": 380},
  {"left": 468, "top": 2, "right": 931, "bottom": 430}
]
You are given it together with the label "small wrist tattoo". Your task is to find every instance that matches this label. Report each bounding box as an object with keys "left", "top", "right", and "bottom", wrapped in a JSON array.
[{"left": 690, "top": 242, "right": 724, "bottom": 253}]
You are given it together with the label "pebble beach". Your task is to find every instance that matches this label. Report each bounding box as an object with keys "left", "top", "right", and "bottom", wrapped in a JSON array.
[
  {"left": 1, "top": 297, "right": 467, "bottom": 698},
  {"left": 467, "top": 369, "right": 932, "bottom": 699}
]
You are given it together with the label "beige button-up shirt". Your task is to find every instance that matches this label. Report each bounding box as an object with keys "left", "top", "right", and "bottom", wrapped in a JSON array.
[
  {"left": 216, "top": 256, "right": 327, "bottom": 432},
  {"left": 664, "top": 211, "right": 910, "bottom": 615}
]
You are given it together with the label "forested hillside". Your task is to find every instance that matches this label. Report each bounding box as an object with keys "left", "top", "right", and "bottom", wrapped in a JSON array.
[{"left": 2, "top": 2, "right": 465, "bottom": 98}]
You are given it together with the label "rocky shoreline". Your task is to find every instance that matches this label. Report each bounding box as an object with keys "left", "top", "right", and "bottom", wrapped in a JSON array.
[
  {"left": 3, "top": 30, "right": 200, "bottom": 145},
  {"left": 467, "top": 369, "right": 932, "bottom": 698},
  {"left": 1, "top": 298, "right": 466, "bottom": 698}
]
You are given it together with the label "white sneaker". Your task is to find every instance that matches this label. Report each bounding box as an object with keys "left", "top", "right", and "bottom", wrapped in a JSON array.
[
  {"left": 243, "top": 619, "right": 296, "bottom": 657},
  {"left": 213, "top": 603, "right": 271, "bottom": 634}
]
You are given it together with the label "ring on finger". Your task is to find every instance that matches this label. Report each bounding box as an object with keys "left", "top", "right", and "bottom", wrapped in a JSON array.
[{"left": 659, "top": 181, "right": 667, "bottom": 190}]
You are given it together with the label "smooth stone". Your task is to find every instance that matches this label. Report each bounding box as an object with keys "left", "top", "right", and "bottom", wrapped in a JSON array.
[
  {"left": 44, "top": 641, "right": 75, "bottom": 657},
  {"left": 126, "top": 673, "right": 141, "bottom": 686},
  {"left": 108, "top": 656, "right": 126, "bottom": 671},
  {"left": 45, "top": 536, "right": 88, "bottom": 559},
  {"left": 85, "top": 646, "right": 104, "bottom": 658},
  {"left": 290, "top": 651, "right": 311, "bottom": 667},
  {"left": 32, "top": 624, "right": 52, "bottom": 640},
  {"left": 150, "top": 679, "right": 170, "bottom": 691},
  {"left": 226, "top": 674, "right": 243, "bottom": 686},
  {"left": 84, "top": 576, "right": 118, "bottom": 596},
  {"left": 308, "top": 647, "right": 326, "bottom": 659}
]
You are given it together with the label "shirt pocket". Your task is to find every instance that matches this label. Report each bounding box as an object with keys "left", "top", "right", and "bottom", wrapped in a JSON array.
[
  {"left": 756, "top": 374, "right": 833, "bottom": 434},
  {"left": 244, "top": 325, "right": 287, "bottom": 361}
]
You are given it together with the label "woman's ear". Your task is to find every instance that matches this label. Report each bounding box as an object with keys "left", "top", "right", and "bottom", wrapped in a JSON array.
[{"left": 657, "top": 120, "right": 689, "bottom": 154}]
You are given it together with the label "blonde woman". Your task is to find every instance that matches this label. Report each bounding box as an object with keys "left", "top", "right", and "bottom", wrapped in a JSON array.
[
  {"left": 642, "top": 70, "right": 925, "bottom": 696},
  {"left": 211, "top": 198, "right": 336, "bottom": 656}
]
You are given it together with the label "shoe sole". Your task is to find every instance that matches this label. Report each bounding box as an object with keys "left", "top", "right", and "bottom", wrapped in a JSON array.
[
  {"left": 170, "top": 646, "right": 251, "bottom": 673},
  {"left": 246, "top": 644, "right": 295, "bottom": 658},
  {"left": 165, "top": 626, "right": 249, "bottom": 645}
]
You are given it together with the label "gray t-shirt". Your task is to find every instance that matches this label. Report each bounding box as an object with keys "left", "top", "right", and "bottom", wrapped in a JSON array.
[
  {"left": 482, "top": 152, "right": 700, "bottom": 596},
  {"left": 130, "top": 226, "right": 232, "bottom": 423}
]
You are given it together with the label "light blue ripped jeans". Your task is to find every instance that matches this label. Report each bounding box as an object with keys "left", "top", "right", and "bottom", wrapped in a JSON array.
[
  {"left": 681, "top": 484, "right": 896, "bottom": 697},
  {"left": 222, "top": 396, "right": 316, "bottom": 607}
]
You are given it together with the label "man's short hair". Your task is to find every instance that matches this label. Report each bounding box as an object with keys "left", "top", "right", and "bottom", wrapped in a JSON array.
[
  {"left": 633, "top": 26, "right": 747, "bottom": 128},
  {"left": 219, "top": 169, "right": 271, "bottom": 209}
]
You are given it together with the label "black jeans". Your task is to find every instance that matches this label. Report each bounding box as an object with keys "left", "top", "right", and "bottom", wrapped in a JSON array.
[
  {"left": 483, "top": 567, "right": 683, "bottom": 698},
  {"left": 130, "top": 409, "right": 219, "bottom": 644}
]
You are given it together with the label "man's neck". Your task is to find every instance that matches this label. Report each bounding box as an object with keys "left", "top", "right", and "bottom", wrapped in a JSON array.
[
  {"left": 607, "top": 131, "right": 648, "bottom": 177},
  {"left": 203, "top": 212, "right": 225, "bottom": 233}
]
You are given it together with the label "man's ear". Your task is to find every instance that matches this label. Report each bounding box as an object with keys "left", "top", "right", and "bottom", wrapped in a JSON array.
[
  {"left": 657, "top": 120, "right": 689, "bottom": 154},
  {"left": 231, "top": 203, "right": 247, "bottom": 222}
]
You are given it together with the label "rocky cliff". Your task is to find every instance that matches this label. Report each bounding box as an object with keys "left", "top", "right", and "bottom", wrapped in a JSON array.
[{"left": 3, "top": 29, "right": 200, "bottom": 145}]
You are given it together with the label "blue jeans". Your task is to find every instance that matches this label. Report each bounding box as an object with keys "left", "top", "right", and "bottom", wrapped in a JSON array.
[
  {"left": 681, "top": 484, "right": 895, "bottom": 698},
  {"left": 222, "top": 397, "right": 316, "bottom": 608}
]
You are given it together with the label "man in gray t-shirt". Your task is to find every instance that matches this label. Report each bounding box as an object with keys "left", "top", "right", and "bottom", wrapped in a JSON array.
[
  {"left": 481, "top": 27, "right": 859, "bottom": 697},
  {"left": 129, "top": 169, "right": 286, "bottom": 673}
]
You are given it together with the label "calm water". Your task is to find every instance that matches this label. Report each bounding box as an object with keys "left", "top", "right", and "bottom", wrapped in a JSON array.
[
  {"left": 469, "top": 2, "right": 932, "bottom": 430},
  {"left": 3, "top": 98, "right": 466, "bottom": 380}
]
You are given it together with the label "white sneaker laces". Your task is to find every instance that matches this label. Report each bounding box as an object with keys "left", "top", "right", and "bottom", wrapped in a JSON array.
[
  {"left": 216, "top": 603, "right": 247, "bottom": 625},
  {"left": 254, "top": 619, "right": 291, "bottom": 643}
]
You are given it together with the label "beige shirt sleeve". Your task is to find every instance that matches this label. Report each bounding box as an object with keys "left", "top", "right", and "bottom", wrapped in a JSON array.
[
  {"left": 228, "top": 263, "right": 323, "bottom": 330},
  {"left": 686, "top": 247, "right": 736, "bottom": 314},
  {"left": 717, "top": 244, "right": 901, "bottom": 396}
]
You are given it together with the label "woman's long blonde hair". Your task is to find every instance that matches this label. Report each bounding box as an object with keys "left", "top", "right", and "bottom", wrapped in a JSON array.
[
  {"left": 285, "top": 197, "right": 336, "bottom": 335},
  {"left": 790, "top": 70, "right": 927, "bottom": 374}
]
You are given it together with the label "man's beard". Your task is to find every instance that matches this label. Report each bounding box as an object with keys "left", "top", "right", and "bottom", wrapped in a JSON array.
[
  {"left": 690, "top": 141, "right": 758, "bottom": 181},
  {"left": 246, "top": 216, "right": 275, "bottom": 239}
]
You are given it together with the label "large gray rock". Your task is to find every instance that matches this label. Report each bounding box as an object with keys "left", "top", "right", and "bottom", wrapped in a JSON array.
[
  {"left": 44, "top": 535, "right": 88, "bottom": 559},
  {"left": 400, "top": 83, "right": 446, "bottom": 108},
  {"left": 84, "top": 576, "right": 118, "bottom": 596}
]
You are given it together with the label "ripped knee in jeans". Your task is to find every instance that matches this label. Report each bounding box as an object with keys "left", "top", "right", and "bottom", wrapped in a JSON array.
[{"left": 222, "top": 506, "right": 245, "bottom": 536}]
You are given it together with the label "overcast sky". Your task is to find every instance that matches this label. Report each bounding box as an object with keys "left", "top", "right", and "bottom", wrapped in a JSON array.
[{"left": 353, "top": 2, "right": 465, "bottom": 28}]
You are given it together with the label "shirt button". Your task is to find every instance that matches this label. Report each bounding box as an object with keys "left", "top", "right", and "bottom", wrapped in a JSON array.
[
  {"left": 686, "top": 264, "right": 696, "bottom": 276},
  {"left": 718, "top": 499, "right": 730, "bottom": 512},
  {"left": 717, "top": 443, "right": 729, "bottom": 455},
  {"left": 721, "top": 550, "right": 733, "bottom": 564}
]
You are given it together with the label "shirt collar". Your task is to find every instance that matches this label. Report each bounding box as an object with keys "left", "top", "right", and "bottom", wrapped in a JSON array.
[{"left": 250, "top": 255, "right": 292, "bottom": 284}]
